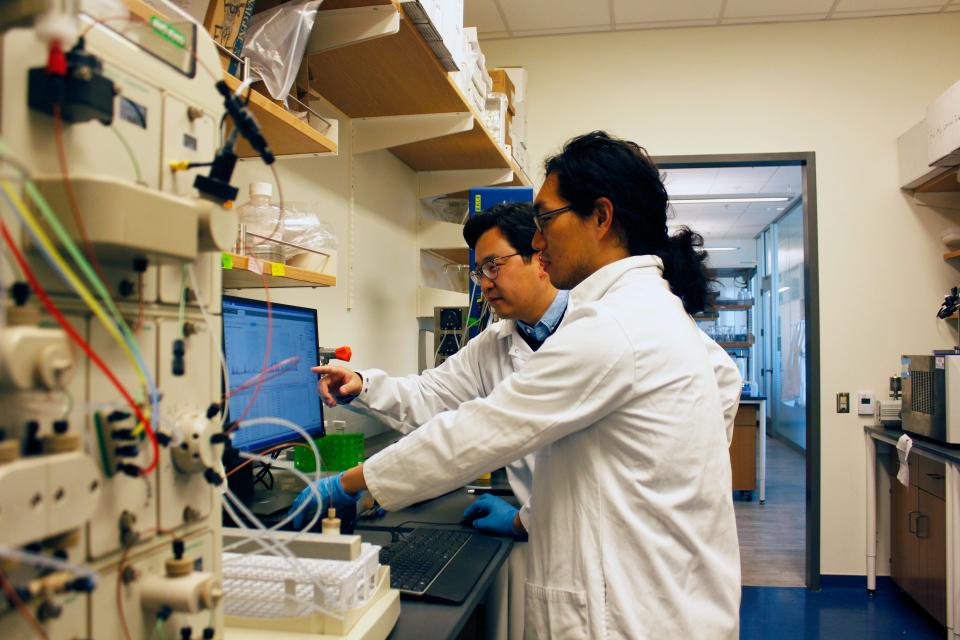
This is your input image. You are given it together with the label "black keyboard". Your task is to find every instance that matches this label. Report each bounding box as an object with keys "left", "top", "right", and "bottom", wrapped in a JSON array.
[{"left": 379, "top": 528, "right": 501, "bottom": 604}]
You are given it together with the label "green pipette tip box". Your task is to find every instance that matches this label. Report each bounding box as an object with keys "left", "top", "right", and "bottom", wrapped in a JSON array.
[{"left": 294, "top": 433, "right": 364, "bottom": 473}]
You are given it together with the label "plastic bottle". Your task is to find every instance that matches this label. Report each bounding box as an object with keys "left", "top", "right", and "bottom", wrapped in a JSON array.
[{"left": 237, "top": 182, "right": 284, "bottom": 263}]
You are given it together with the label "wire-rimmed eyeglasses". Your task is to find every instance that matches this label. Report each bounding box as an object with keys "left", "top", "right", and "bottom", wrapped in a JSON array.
[{"left": 469, "top": 253, "right": 522, "bottom": 285}]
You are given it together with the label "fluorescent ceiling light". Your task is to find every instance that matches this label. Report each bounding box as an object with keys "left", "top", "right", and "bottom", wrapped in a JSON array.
[
  {"left": 778, "top": 286, "right": 790, "bottom": 293},
  {"left": 669, "top": 197, "right": 791, "bottom": 204},
  {"left": 704, "top": 246, "right": 739, "bottom": 252}
]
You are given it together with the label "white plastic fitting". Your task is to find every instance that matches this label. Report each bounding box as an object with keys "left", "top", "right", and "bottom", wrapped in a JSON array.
[
  {"left": 171, "top": 411, "right": 225, "bottom": 476},
  {"left": 140, "top": 571, "right": 222, "bottom": 613},
  {"left": 0, "top": 327, "right": 75, "bottom": 391}
]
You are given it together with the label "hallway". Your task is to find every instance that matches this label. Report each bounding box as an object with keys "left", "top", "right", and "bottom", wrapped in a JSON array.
[{"left": 735, "top": 435, "right": 805, "bottom": 587}]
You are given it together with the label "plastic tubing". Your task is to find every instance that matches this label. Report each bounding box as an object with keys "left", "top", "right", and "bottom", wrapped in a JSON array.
[
  {"left": 220, "top": 490, "right": 342, "bottom": 619},
  {"left": 12, "top": 178, "right": 162, "bottom": 435},
  {"left": 221, "top": 416, "right": 323, "bottom": 552},
  {"left": 0, "top": 184, "right": 160, "bottom": 474},
  {"left": 0, "top": 545, "right": 98, "bottom": 586},
  {"left": 0, "top": 219, "right": 151, "bottom": 445},
  {"left": 221, "top": 446, "right": 323, "bottom": 554},
  {"left": 0, "top": 139, "right": 160, "bottom": 428}
]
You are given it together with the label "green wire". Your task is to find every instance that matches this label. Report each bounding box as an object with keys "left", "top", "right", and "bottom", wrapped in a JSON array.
[
  {"left": 0, "top": 137, "right": 156, "bottom": 403},
  {"left": 178, "top": 264, "right": 188, "bottom": 339},
  {"left": 93, "top": 412, "right": 114, "bottom": 478}
]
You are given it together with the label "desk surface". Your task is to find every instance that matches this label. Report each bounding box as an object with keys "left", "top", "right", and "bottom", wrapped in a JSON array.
[
  {"left": 357, "top": 490, "right": 516, "bottom": 640},
  {"left": 865, "top": 426, "right": 960, "bottom": 465}
]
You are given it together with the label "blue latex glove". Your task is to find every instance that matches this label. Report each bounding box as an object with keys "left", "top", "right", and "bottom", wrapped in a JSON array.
[
  {"left": 463, "top": 494, "right": 521, "bottom": 537},
  {"left": 290, "top": 472, "right": 361, "bottom": 529}
]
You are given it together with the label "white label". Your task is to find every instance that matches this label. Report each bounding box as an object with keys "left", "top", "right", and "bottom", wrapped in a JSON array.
[{"left": 936, "top": 356, "right": 945, "bottom": 369}]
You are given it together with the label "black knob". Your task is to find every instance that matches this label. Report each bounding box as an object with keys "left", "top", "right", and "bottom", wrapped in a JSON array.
[
  {"left": 107, "top": 410, "right": 131, "bottom": 423},
  {"left": 132, "top": 257, "right": 148, "bottom": 273},
  {"left": 180, "top": 627, "right": 192, "bottom": 640},
  {"left": 172, "top": 339, "right": 185, "bottom": 377},
  {"left": 118, "top": 279, "right": 135, "bottom": 298},
  {"left": 209, "top": 433, "right": 227, "bottom": 445},
  {"left": 203, "top": 468, "right": 223, "bottom": 487},
  {"left": 172, "top": 538, "right": 185, "bottom": 560},
  {"left": 111, "top": 428, "right": 136, "bottom": 441},
  {"left": 115, "top": 445, "right": 139, "bottom": 458},
  {"left": 11, "top": 282, "right": 30, "bottom": 306},
  {"left": 0, "top": 428, "right": 6, "bottom": 441},
  {"left": 116, "top": 463, "right": 141, "bottom": 477},
  {"left": 206, "top": 403, "right": 222, "bottom": 419},
  {"left": 203, "top": 628, "right": 215, "bottom": 639},
  {"left": 53, "top": 420, "right": 69, "bottom": 434}
]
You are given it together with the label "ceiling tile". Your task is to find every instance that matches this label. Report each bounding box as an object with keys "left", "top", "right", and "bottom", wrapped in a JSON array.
[
  {"left": 831, "top": 5, "right": 943, "bottom": 17},
  {"left": 511, "top": 24, "right": 612, "bottom": 37},
  {"left": 721, "top": 12, "right": 830, "bottom": 23},
  {"left": 724, "top": 0, "right": 834, "bottom": 17},
  {"left": 498, "top": 0, "right": 610, "bottom": 31},
  {"left": 613, "top": 0, "right": 721, "bottom": 23},
  {"left": 464, "top": 0, "right": 508, "bottom": 34},
  {"left": 834, "top": 0, "right": 946, "bottom": 10},
  {"left": 615, "top": 18, "right": 720, "bottom": 30},
  {"left": 762, "top": 166, "right": 803, "bottom": 193}
]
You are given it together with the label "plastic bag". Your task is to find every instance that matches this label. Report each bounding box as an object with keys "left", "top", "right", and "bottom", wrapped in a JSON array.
[
  {"left": 242, "top": 0, "right": 323, "bottom": 102},
  {"left": 283, "top": 201, "right": 338, "bottom": 257}
]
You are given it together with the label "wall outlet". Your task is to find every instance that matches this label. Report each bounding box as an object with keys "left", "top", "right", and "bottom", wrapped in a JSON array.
[{"left": 837, "top": 392, "right": 850, "bottom": 413}]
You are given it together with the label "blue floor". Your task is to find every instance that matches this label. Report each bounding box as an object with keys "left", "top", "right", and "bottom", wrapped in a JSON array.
[{"left": 741, "top": 580, "right": 946, "bottom": 639}]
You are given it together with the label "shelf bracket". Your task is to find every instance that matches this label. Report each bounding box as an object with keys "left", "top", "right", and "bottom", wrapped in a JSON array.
[
  {"left": 306, "top": 5, "right": 401, "bottom": 56},
  {"left": 353, "top": 112, "right": 474, "bottom": 154},
  {"left": 419, "top": 168, "right": 514, "bottom": 199}
]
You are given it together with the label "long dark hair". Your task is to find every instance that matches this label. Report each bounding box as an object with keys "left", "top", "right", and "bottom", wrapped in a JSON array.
[{"left": 544, "top": 131, "right": 710, "bottom": 314}]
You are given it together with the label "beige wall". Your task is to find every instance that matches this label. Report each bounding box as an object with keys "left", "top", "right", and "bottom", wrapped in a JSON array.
[
  {"left": 483, "top": 13, "right": 960, "bottom": 576},
  {"left": 234, "top": 136, "right": 419, "bottom": 437}
]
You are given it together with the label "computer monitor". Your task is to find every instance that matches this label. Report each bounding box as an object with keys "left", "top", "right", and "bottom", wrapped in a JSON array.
[{"left": 222, "top": 295, "right": 325, "bottom": 452}]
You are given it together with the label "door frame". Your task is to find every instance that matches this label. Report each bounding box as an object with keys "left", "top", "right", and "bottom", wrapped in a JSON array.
[{"left": 654, "top": 152, "right": 821, "bottom": 590}]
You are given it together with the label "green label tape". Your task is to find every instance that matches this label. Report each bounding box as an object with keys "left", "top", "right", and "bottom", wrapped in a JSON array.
[
  {"left": 221, "top": 253, "right": 233, "bottom": 269},
  {"left": 149, "top": 16, "right": 186, "bottom": 49}
]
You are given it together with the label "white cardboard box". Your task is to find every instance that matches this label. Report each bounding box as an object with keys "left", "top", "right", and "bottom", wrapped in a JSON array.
[{"left": 927, "top": 78, "right": 960, "bottom": 167}]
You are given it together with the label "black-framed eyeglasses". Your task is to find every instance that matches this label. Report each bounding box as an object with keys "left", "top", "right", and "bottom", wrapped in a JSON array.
[
  {"left": 533, "top": 205, "right": 573, "bottom": 233},
  {"left": 470, "top": 253, "right": 521, "bottom": 285}
]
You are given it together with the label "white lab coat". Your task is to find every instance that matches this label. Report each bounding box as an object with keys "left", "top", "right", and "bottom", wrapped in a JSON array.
[
  {"left": 348, "top": 301, "right": 741, "bottom": 528},
  {"left": 364, "top": 256, "right": 741, "bottom": 639},
  {"left": 348, "top": 318, "right": 539, "bottom": 524}
]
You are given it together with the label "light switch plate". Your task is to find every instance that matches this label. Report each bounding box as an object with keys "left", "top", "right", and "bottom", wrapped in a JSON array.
[{"left": 837, "top": 392, "right": 850, "bottom": 413}]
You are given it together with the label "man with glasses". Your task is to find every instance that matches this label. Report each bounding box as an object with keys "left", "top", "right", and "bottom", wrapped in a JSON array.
[
  {"left": 308, "top": 202, "right": 564, "bottom": 538},
  {"left": 298, "top": 131, "right": 743, "bottom": 638}
]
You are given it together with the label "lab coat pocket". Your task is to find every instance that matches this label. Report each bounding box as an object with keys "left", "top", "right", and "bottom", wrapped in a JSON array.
[{"left": 524, "top": 581, "right": 589, "bottom": 639}]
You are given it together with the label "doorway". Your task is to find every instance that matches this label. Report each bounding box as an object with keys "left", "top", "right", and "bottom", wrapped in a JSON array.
[{"left": 655, "top": 153, "right": 820, "bottom": 590}]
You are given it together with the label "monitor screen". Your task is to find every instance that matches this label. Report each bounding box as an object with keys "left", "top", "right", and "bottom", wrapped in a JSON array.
[{"left": 222, "top": 296, "right": 324, "bottom": 451}]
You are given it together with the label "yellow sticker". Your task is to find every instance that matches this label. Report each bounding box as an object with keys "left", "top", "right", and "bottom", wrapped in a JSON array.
[
  {"left": 474, "top": 194, "right": 482, "bottom": 212},
  {"left": 221, "top": 253, "right": 233, "bottom": 269},
  {"left": 271, "top": 262, "right": 286, "bottom": 277}
]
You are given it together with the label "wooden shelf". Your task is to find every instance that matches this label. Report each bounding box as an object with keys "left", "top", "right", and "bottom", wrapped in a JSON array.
[
  {"left": 222, "top": 76, "right": 337, "bottom": 158},
  {"left": 307, "top": 2, "right": 527, "bottom": 183},
  {"left": 944, "top": 250, "right": 960, "bottom": 262},
  {"left": 715, "top": 301, "right": 754, "bottom": 311},
  {"left": 709, "top": 266, "right": 758, "bottom": 279},
  {"left": 914, "top": 168, "right": 960, "bottom": 194},
  {"left": 425, "top": 248, "right": 469, "bottom": 264},
  {"left": 719, "top": 338, "right": 755, "bottom": 349},
  {"left": 222, "top": 254, "right": 336, "bottom": 288}
]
